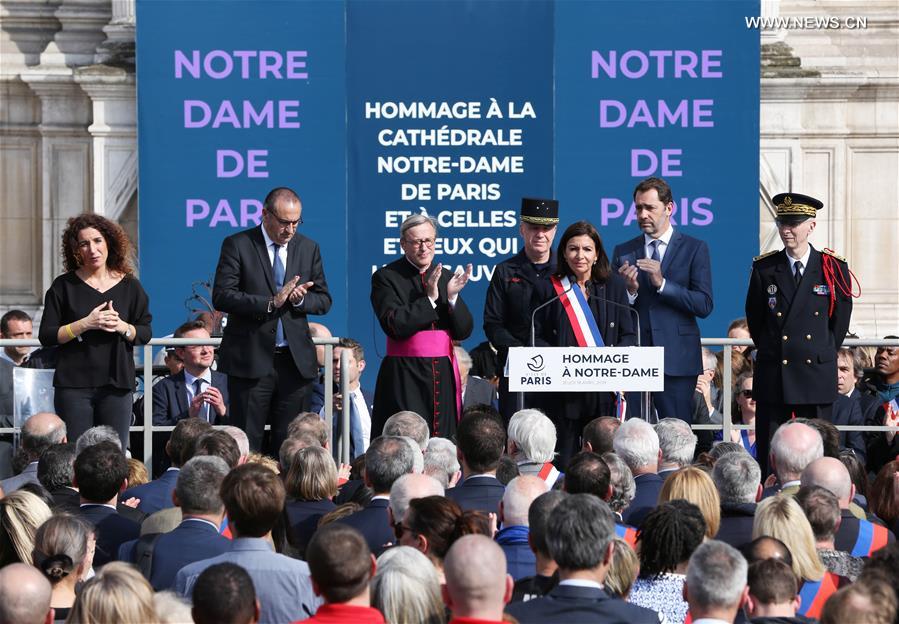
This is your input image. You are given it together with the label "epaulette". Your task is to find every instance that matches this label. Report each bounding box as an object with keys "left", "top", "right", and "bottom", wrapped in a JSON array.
[
  {"left": 822, "top": 249, "right": 847, "bottom": 262},
  {"left": 753, "top": 250, "right": 778, "bottom": 262}
]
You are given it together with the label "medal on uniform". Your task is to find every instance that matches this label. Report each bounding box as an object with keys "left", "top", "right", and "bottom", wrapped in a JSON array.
[
  {"left": 813, "top": 284, "right": 830, "bottom": 296},
  {"left": 767, "top": 285, "right": 777, "bottom": 294},
  {"left": 768, "top": 297, "right": 777, "bottom": 309}
]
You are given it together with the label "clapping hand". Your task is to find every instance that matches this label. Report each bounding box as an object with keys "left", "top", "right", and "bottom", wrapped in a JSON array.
[
  {"left": 635, "top": 258, "right": 663, "bottom": 289},
  {"left": 288, "top": 281, "right": 314, "bottom": 305},
  {"left": 98, "top": 301, "right": 120, "bottom": 332},
  {"left": 447, "top": 264, "right": 473, "bottom": 299},
  {"left": 618, "top": 261, "right": 639, "bottom": 294},
  {"left": 274, "top": 276, "right": 301, "bottom": 308}
]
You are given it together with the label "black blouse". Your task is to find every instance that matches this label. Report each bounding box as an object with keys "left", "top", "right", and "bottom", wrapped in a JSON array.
[{"left": 39, "top": 272, "right": 152, "bottom": 390}]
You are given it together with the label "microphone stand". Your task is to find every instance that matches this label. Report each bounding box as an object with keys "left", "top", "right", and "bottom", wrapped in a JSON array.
[{"left": 516, "top": 284, "right": 574, "bottom": 411}]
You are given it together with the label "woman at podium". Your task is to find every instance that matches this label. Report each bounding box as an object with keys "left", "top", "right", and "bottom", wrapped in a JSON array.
[{"left": 532, "top": 220, "right": 636, "bottom": 467}]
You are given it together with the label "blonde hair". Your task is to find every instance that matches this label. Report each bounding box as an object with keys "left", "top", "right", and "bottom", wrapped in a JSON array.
[
  {"left": 127, "top": 458, "right": 149, "bottom": 488},
  {"left": 285, "top": 446, "right": 338, "bottom": 501},
  {"left": 752, "top": 494, "right": 825, "bottom": 581},
  {"left": 659, "top": 467, "right": 721, "bottom": 538},
  {"left": 66, "top": 561, "right": 156, "bottom": 624},
  {"left": 32, "top": 513, "right": 95, "bottom": 586},
  {"left": 0, "top": 490, "right": 52, "bottom": 566},
  {"left": 245, "top": 451, "right": 280, "bottom": 475},
  {"left": 604, "top": 538, "right": 639, "bottom": 599}
]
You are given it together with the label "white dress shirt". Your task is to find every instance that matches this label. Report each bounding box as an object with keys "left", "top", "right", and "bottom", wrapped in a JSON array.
[{"left": 786, "top": 245, "right": 811, "bottom": 278}]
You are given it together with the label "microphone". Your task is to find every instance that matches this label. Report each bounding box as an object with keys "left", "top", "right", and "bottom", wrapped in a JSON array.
[{"left": 530, "top": 284, "right": 574, "bottom": 347}]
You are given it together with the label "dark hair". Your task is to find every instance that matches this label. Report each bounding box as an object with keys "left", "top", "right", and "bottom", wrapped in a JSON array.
[
  {"left": 869, "top": 460, "right": 899, "bottom": 530},
  {"left": 168, "top": 418, "right": 213, "bottom": 467},
  {"left": 338, "top": 337, "right": 364, "bottom": 362},
  {"left": 546, "top": 494, "right": 616, "bottom": 570},
  {"left": 795, "top": 485, "right": 841, "bottom": 542},
  {"left": 742, "top": 536, "right": 793, "bottom": 566},
  {"left": 727, "top": 317, "right": 749, "bottom": 333},
  {"left": 839, "top": 449, "right": 869, "bottom": 500},
  {"left": 364, "top": 436, "right": 414, "bottom": 493},
  {"left": 406, "top": 495, "right": 490, "bottom": 562},
  {"left": 173, "top": 319, "right": 208, "bottom": 339},
  {"left": 263, "top": 186, "right": 301, "bottom": 214},
  {"left": 193, "top": 430, "right": 241, "bottom": 469},
  {"left": 0, "top": 310, "right": 30, "bottom": 335},
  {"left": 553, "top": 220, "right": 611, "bottom": 282},
  {"left": 73, "top": 441, "right": 128, "bottom": 502},
  {"left": 495, "top": 455, "right": 520, "bottom": 485},
  {"left": 528, "top": 490, "right": 568, "bottom": 557},
  {"left": 747, "top": 559, "right": 798, "bottom": 605},
  {"left": 61, "top": 213, "right": 135, "bottom": 275},
  {"left": 192, "top": 563, "right": 257, "bottom": 624},
  {"left": 220, "top": 464, "right": 286, "bottom": 538},
  {"left": 633, "top": 176, "right": 674, "bottom": 205},
  {"left": 456, "top": 412, "right": 505, "bottom": 474},
  {"left": 806, "top": 419, "right": 840, "bottom": 458},
  {"left": 636, "top": 499, "right": 706, "bottom": 578},
  {"left": 564, "top": 452, "right": 611, "bottom": 499},
  {"left": 582, "top": 417, "right": 619, "bottom": 455},
  {"left": 38, "top": 443, "right": 76, "bottom": 490},
  {"left": 18, "top": 482, "right": 55, "bottom": 509},
  {"left": 306, "top": 523, "right": 372, "bottom": 604}
]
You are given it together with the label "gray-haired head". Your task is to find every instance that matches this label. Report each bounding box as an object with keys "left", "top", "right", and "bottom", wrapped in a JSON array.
[
  {"left": 365, "top": 436, "right": 415, "bottom": 494},
  {"left": 701, "top": 347, "right": 718, "bottom": 372},
  {"left": 423, "top": 437, "right": 460, "bottom": 488},
  {"left": 400, "top": 214, "right": 438, "bottom": 240},
  {"left": 712, "top": 452, "right": 761, "bottom": 504},
  {"left": 399, "top": 436, "right": 424, "bottom": 474},
  {"left": 546, "top": 493, "right": 615, "bottom": 571},
  {"left": 373, "top": 546, "right": 444, "bottom": 624},
  {"left": 686, "top": 540, "right": 748, "bottom": 611},
  {"left": 602, "top": 452, "right": 636, "bottom": 514},
  {"left": 220, "top": 426, "right": 250, "bottom": 459},
  {"left": 771, "top": 422, "right": 823, "bottom": 482},
  {"left": 383, "top": 411, "right": 430, "bottom": 451},
  {"left": 613, "top": 418, "right": 659, "bottom": 472},
  {"left": 389, "top": 473, "right": 444, "bottom": 523},
  {"left": 75, "top": 425, "right": 121, "bottom": 456},
  {"left": 508, "top": 409, "right": 557, "bottom": 464},
  {"left": 175, "top": 456, "right": 230, "bottom": 515},
  {"left": 656, "top": 418, "right": 697, "bottom": 468}
]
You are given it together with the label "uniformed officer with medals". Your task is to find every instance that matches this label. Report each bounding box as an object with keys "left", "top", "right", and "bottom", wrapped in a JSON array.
[
  {"left": 483, "top": 198, "right": 559, "bottom": 425},
  {"left": 745, "top": 193, "right": 854, "bottom": 477}
]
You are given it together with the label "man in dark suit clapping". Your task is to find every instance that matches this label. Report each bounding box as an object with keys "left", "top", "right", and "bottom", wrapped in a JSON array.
[{"left": 213, "top": 187, "right": 331, "bottom": 453}]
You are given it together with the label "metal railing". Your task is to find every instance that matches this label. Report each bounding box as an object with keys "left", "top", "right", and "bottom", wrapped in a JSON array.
[{"left": 1, "top": 337, "right": 897, "bottom": 468}]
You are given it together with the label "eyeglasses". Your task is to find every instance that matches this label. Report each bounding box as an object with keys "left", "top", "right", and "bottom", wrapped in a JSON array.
[
  {"left": 739, "top": 389, "right": 754, "bottom": 399},
  {"left": 403, "top": 238, "right": 435, "bottom": 249},
  {"left": 393, "top": 522, "right": 416, "bottom": 540},
  {"left": 266, "top": 209, "right": 302, "bottom": 228}
]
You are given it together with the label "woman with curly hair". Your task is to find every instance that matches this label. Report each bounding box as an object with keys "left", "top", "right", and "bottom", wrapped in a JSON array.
[
  {"left": 629, "top": 499, "right": 707, "bottom": 624},
  {"left": 38, "top": 213, "right": 152, "bottom": 448},
  {"left": 32, "top": 513, "right": 96, "bottom": 622}
]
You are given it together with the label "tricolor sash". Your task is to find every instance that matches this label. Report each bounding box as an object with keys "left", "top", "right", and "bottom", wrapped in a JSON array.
[
  {"left": 615, "top": 523, "right": 637, "bottom": 548},
  {"left": 537, "top": 461, "right": 560, "bottom": 488},
  {"left": 550, "top": 275, "right": 604, "bottom": 347},
  {"left": 798, "top": 573, "right": 839, "bottom": 619},
  {"left": 851, "top": 519, "right": 890, "bottom": 557}
]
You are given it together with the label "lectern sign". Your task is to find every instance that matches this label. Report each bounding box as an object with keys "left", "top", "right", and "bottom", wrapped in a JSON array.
[{"left": 508, "top": 347, "right": 665, "bottom": 393}]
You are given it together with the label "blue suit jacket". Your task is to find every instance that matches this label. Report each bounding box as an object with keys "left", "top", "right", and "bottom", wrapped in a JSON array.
[
  {"left": 78, "top": 504, "right": 141, "bottom": 568},
  {"left": 623, "top": 472, "right": 664, "bottom": 527},
  {"left": 717, "top": 502, "right": 757, "bottom": 550},
  {"left": 446, "top": 475, "right": 505, "bottom": 514},
  {"left": 612, "top": 230, "right": 713, "bottom": 376},
  {"left": 119, "top": 518, "right": 232, "bottom": 590},
  {"left": 829, "top": 394, "right": 866, "bottom": 460},
  {"left": 122, "top": 468, "right": 180, "bottom": 516},
  {"left": 336, "top": 498, "right": 392, "bottom": 555},
  {"left": 152, "top": 370, "right": 230, "bottom": 427},
  {"left": 505, "top": 583, "right": 662, "bottom": 623}
]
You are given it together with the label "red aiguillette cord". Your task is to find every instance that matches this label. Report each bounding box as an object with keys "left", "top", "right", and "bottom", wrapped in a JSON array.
[{"left": 821, "top": 248, "right": 861, "bottom": 317}]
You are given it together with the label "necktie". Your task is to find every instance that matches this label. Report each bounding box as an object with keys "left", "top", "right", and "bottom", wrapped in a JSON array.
[
  {"left": 794, "top": 260, "right": 803, "bottom": 285},
  {"left": 650, "top": 239, "right": 661, "bottom": 262},
  {"left": 272, "top": 244, "right": 285, "bottom": 345},
  {"left": 193, "top": 378, "right": 209, "bottom": 422}
]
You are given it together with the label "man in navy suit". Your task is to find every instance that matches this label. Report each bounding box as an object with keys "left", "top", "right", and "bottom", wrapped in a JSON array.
[
  {"left": 712, "top": 451, "right": 761, "bottom": 550},
  {"left": 74, "top": 441, "right": 140, "bottom": 567},
  {"left": 119, "top": 455, "right": 232, "bottom": 590},
  {"left": 683, "top": 540, "right": 749, "bottom": 624},
  {"left": 613, "top": 418, "right": 663, "bottom": 527},
  {"left": 337, "top": 436, "right": 414, "bottom": 555},
  {"left": 456, "top": 345, "right": 497, "bottom": 410},
  {"left": 612, "top": 177, "right": 713, "bottom": 422},
  {"left": 122, "top": 417, "right": 212, "bottom": 515},
  {"left": 213, "top": 186, "right": 331, "bottom": 454},
  {"left": 446, "top": 411, "right": 506, "bottom": 514},
  {"left": 505, "top": 494, "right": 662, "bottom": 623}
]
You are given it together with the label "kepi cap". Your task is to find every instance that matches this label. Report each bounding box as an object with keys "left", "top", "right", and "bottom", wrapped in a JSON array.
[
  {"left": 772, "top": 192, "right": 823, "bottom": 224},
  {"left": 521, "top": 197, "right": 559, "bottom": 225}
]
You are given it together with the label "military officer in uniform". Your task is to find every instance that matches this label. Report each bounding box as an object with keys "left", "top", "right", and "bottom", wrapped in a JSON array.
[
  {"left": 745, "top": 192, "right": 853, "bottom": 477},
  {"left": 483, "top": 197, "right": 559, "bottom": 425}
]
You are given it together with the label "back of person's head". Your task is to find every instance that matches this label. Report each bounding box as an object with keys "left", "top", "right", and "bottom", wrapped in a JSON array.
[
  {"left": 746, "top": 558, "right": 799, "bottom": 613},
  {"left": 307, "top": 523, "right": 374, "bottom": 604},
  {"left": 602, "top": 451, "right": 635, "bottom": 514},
  {"left": 637, "top": 499, "right": 706, "bottom": 577},
  {"left": 656, "top": 418, "right": 697, "bottom": 467},
  {"left": 528, "top": 490, "right": 568, "bottom": 559},
  {"left": 405, "top": 495, "right": 464, "bottom": 561},
  {"left": 456, "top": 412, "right": 506, "bottom": 474},
  {"left": 840, "top": 449, "right": 870, "bottom": 501},
  {"left": 712, "top": 451, "right": 761, "bottom": 504},
  {"left": 37, "top": 442, "right": 76, "bottom": 490},
  {"left": 806, "top": 418, "right": 841, "bottom": 458},
  {"left": 126, "top": 458, "right": 148, "bottom": 488},
  {"left": 685, "top": 540, "right": 748, "bottom": 613},
  {"left": 770, "top": 422, "right": 823, "bottom": 481},
  {"left": 604, "top": 537, "right": 639, "bottom": 599},
  {"left": 563, "top": 452, "right": 610, "bottom": 499},
  {"left": 742, "top": 535, "right": 794, "bottom": 567},
  {"left": 220, "top": 425, "right": 251, "bottom": 460},
  {"left": 287, "top": 412, "right": 329, "bottom": 447},
  {"left": 192, "top": 562, "right": 259, "bottom": 624},
  {"left": 68, "top": 561, "right": 156, "bottom": 624},
  {"left": 31, "top": 513, "right": 94, "bottom": 587},
  {"left": 220, "top": 463, "right": 286, "bottom": 538},
  {"left": 365, "top": 435, "right": 415, "bottom": 493},
  {"left": 443, "top": 535, "right": 511, "bottom": 618},
  {"left": 821, "top": 577, "right": 898, "bottom": 624},
  {"left": 176, "top": 455, "right": 230, "bottom": 516},
  {"left": 501, "top": 476, "right": 549, "bottom": 527},
  {"left": 0, "top": 490, "right": 52, "bottom": 566},
  {"left": 495, "top": 455, "right": 520, "bottom": 485},
  {"left": 74, "top": 425, "right": 121, "bottom": 456},
  {"left": 507, "top": 409, "right": 556, "bottom": 463},
  {"left": 0, "top": 562, "right": 52, "bottom": 624},
  {"left": 167, "top": 417, "right": 213, "bottom": 467},
  {"left": 373, "top": 546, "right": 443, "bottom": 624},
  {"left": 388, "top": 473, "right": 445, "bottom": 525},
  {"left": 154, "top": 591, "right": 193, "bottom": 624},
  {"left": 423, "top": 437, "right": 460, "bottom": 488},
  {"left": 659, "top": 466, "right": 721, "bottom": 538},
  {"left": 546, "top": 493, "right": 615, "bottom": 571},
  {"left": 613, "top": 418, "right": 660, "bottom": 472},
  {"left": 752, "top": 494, "right": 825, "bottom": 581},
  {"left": 582, "top": 416, "right": 620, "bottom": 454},
  {"left": 399, "top": 436, "right": 425, "bottom": 474},
  {"left": 383, "top": 411, "right": 430, "bottom": 451},
  {"left": 193, "top": 430, "right": 241, "bottom": 469},
  {"left": 73, "top": 440, "right": 128, "bottom": 503},
  {"left": 800, "top": 456, "right": 854, "bottom": 505},
  {"left": 278, "top": 435, "right": 313, "bottom": 473},
  {"left": 795, "top": 485, "right": 841, "bottom": 543},
  {"left": 708, "top": 441, "right": 748, "bottom": 463},
  {"left": 862, "top": 540, "right": 899, "bottom": 593},
  {"left": 285, "top": 445, "right": 338, "bottom": 502},
  {"left": 20, "top": 412, "right": 66, "bottom": 461}
]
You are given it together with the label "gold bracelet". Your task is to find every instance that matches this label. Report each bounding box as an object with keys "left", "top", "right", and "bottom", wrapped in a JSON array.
[{"left": 65, "top": 324, "right": 76, "bottom": 340}]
